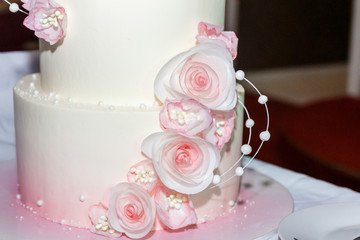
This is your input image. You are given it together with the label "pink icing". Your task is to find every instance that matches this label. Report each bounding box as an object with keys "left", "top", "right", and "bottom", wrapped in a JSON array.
[
  {"left": 126, "top": 159, "right": 159, "bottom": 193},
  {"left": 154, "top": 43, "right": 237, "bottom": 111},
  {"left": 154, "top": 185, "right": 197, "bottom": 230},
  {"left": 204, "top": 110, "right": 236, "bottom": 150},
  {"left": 141, "top": 132, "right": 220, "bottom": 194},
  {"left": 196, "top": 22, "right": 238, "bottom": 60},
  {"left": 159, "top": 98, "right": 212, "bottom": 136},
  {"left": 107, "top": 182, "right": 156, "bottom": 239},
  {"left": 22, "top": 0, "right": 67, "bottom": 45}
]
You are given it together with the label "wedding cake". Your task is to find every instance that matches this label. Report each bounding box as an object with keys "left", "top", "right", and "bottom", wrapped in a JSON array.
[{"left": 11, "top": 0, "right": 252, "bottom": 238}]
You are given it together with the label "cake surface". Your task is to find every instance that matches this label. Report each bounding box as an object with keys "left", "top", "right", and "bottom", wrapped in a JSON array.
[{"left": 14, "top": 0, "right": 245, "bottom": 237}]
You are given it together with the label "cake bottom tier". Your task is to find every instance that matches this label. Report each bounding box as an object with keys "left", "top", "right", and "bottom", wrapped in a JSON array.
[{"left": 13, "top": 74, "right": 244, "bottom": 229}]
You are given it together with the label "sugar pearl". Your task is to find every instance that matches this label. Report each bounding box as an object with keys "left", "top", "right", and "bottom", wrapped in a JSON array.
[
  {"left": 245, "top": 119, "right": 255, "bottom": 128},
  {"left": 235, "top": 70, "right": 245, "bottom": 80},
  {"left": 139, "top": 104, "right": 147, "bottom": 110},
  {"left": 60, "top": 219, "right": 66, "bottom": 225},
  {"left": 37, "top": 200, "right": 43, "bottom": 207},
  {"left": 9, "top": 3, "right": 19, "bottom": 13},
  {"left": 260, "top": 131, "right": 271, "bottom": 141},
  {"left": 212, "top": 175, "right": 221, "bottom": 185},
  {"left": 235, "top": 167, "right": 244, "bottom": 176},
  {"left": 229, "top": 200, "right": 235, "bottom": 206},
  {"left": 16, "top": 194, "right": 21, "bottom": 200},
  {"left": 258, "top": 95, "right": 268, "bottom": 104},
  {"left": 241, "top": 144, "right": 252, "bottom": 155},
  {"left": 79, "top": 195, "right": 86, "bottom": 202}
]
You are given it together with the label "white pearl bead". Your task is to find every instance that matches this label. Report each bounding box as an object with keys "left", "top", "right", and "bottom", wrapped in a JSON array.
[
  {"left": 260, "top": 131, "right": 271, "bottom": 141},
  {"left": 109, "top": 105, "right": 115, "bottom": 111},
  {"left": 241, "top": 144, "right": 252, "bottom": 155},
  {"left": 60, "top": 219, "right": 66, "bottom": 225},
  {"left": 16, "top": 194, "right": 21, "bottom": 200},
  {"left": 79, "top": 195, "right": 86, "bottom": 202},
  {"left": 212, "top": 175, "right": 221, "bottom": 185},
  {"left": 235, "top": 167, "right": 244, "bottom": 176},
  {"left": 139, "top": 104, "right": 147, "bottom": 110},
  {"left": 245, "top": 119, "right": 255, "bottom": 128},
  {"left": 236, "top": 70, "right": 245, "bottom": 80},
  {"left": 258, "top": 95, "right": 268, "bottom": 104},
  {"left": 37, "top": 200, "right": 43, "bottom": 207},
  {"left": 229, "top": 200, "right": 235, "bottom": 206},
  {"left": 9, "top": 3, "right": 19, "bottom": 13}
]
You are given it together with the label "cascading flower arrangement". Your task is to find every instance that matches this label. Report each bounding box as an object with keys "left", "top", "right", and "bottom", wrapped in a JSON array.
[
  {"left": 86, "top": 22, "right": 241, "bottom": 239},
  {"left": 4, "top": 0, "right": 67, "bottom": 45}
]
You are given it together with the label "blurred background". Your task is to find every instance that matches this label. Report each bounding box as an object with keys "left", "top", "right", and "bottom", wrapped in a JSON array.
[{"left": 0, "top": 0, "right": 359, "bottom": 191}]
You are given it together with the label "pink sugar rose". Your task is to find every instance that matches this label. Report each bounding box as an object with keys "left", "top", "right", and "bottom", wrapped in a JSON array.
[
  {"left": 196, "top": 22, "right": 239, "bottom": 60},
  {"left": 154, "top": 185, "right": 197, "bottom": 230},
  {"left": 107, "top": 182, "right": 156, "bottom": 239},
  {"left": 22, "top": 0, "right": 67, "bottom": 45},
  {"left": 154, "top": 43, "right": 237, "bottom": 111},
  {"left": 159, "top": 98, "right": 213, "bottom": 136},
  {"left": 141, "top": 132, "right": 220, "bottom": 194},
  {"left": 127, "top": 159, "right": 159, "bottom": 193},
  {"left": 88, "top": 204, "right": 122, "bottom": 238},
  {"left": 204, "top": 110, "right": 236, "bottom": 151}
]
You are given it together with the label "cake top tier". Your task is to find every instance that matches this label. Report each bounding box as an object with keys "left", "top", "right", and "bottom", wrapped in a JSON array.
[{"left": 38, "top": 0, "right": 226, "bottom": 106}]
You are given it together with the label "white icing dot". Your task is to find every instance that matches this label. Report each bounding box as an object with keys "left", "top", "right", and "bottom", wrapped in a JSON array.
[
  {"left": 16, "top": 194, "right": 21, "bottom": 200},
  {"left": 68, "top": 98, "right": 73, "bottom": 102},
  {"left": 245, "top": 119, "right": 255, "bottom": 128},
  {"left": 229, "top": 200, "right": 235, "bottom": 206},
  {"left": 34, "top": 90, "right": 39, "bottom": 95},
  {"left": 109, "top": 105, "right": 115, "bottom": 111},
  {"left": 54, "top": 100, "right": 59, "bottom": 105},
  {"left": 60, "top": 219, "right": 66, "bottom": 225},
  {"left": 235, "top": 167, "right": 244, "bottom": 176},
  {"left": 260, "top": 131, "right": 271, "bottom": 141},
  {"left": 37, "top": 200, "right": 43, "bottom": 207},
  {"left": 29, "top": 82, "right": 35, "bottom": 88},
  {"left": 79, "top": 195, "right": 86, "bottom": 202},
  {"left": 98, "top": 101, "right": 104, "bottom": 106},
  {"left": 212, "top": 175, "right": 221, "bottom": 185},
  {"left": 9, "top": 3, "right": 19, "bottom": 13},
  {"left": 235, "top": 70, "right": 245, "bottom": 80},
  {"left": 139, "top": 104, "right": 147, "bottom": 110},
  {"left": 258, "top": 95, "right": 268, "bottom": 104},
  {"left": 200, "top": 218, "right": 207, "bottom": 223},
  {"left": 153, "top": 101, "right": 160, "bottom": 106},
  {"left": 241, "top": 144, "right": 252, "bottom": 155}
]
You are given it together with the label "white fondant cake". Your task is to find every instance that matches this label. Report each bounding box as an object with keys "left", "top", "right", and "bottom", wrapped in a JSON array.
[{"left": 13, "top": 0, "right": 247, "bottom": 238}]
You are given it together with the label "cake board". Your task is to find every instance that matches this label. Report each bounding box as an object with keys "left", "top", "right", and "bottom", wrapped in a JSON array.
[{"left": 0, "top": 160, "right": 293, "bottom": 240}]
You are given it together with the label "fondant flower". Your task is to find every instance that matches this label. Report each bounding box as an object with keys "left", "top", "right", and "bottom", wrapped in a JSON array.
[
  {"left": 89, "top": 204, "right": 122, "bottom": 238},
  {"left": 23, "top": 0, "right": 67, "bottom": 45},
  {"left": 154, "top": 185, "right": 197, "bottom": 229},
  {"left": 127, "top": 160, "right": 159, "bottom": 193},
  {"left": 154, "top": 43, "right": 237, "bottom": 111},
  {"left": 141, "top": 132, "right": 220, "bottom": 194},
  {"left": 107, "top": 183, "right": 156, "bottom": 239},
  {"left": 196, "top": 22, "right": 238, "bottom": 60},
  {"left": 204, "top": 110, "right": 236, "bottom": 151},
  {"left": 159, "top": 98, "right": 213, "bottom": 136}
]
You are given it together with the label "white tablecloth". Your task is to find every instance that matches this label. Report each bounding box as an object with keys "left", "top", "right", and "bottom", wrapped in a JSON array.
[{"left": 1, "top": 51, "right": 359, "bottom": 239}]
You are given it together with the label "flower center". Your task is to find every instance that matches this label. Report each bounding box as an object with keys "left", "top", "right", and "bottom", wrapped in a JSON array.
[
  {"left": 169, "top": 109, "right": 200, "bottom": 125},
  {"left": 40, "top": 9, "right": 64, "bottom": 28},
  {"left": 124, "top": 203, "right": 143, "bottom": 220},
  {"left": 95, "top": 215, "right": 117, "bottom": 234},
  {"left": 129, "top": 168, "right": 156, "bottom": 184},
  {"left": 214, "top": 118, "right": 227, "bottom": 137},
  {"left": 167, "top": 193, "right": 188, "bottom": 210},
  {"left": 175, "top": 146, "right": 193, "bottom": 168}
]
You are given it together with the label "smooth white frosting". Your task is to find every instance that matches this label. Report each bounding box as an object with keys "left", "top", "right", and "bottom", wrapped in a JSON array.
[
  {"left": 40, "top": 0, "right": 226, "bottom": 106},
  {"left": 14, "top": 75, "right": 244, "bottom": 228}
]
